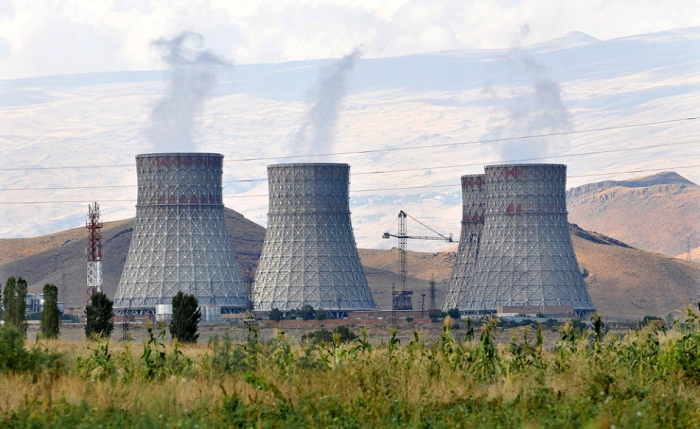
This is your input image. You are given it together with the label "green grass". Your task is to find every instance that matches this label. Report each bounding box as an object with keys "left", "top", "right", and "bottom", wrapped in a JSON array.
[{"left": 2, "top": 314, "right": 700, "bottom": 428}]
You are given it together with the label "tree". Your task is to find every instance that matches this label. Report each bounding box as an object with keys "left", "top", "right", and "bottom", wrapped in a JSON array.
[
  {"left": 268, "top": 308, "right": 282, "bottom": 321},
  {"left": 298, "top": 304, "right": 315, "bottom": 320},
  {"left": 85, "top": 292, "right": 114, "bottom": 339},
  {"left": 447, "top": 308, "right": 461, "bottom": 320},
  {"left": 315, "top": 308, "right": 327, "bottom": 320},
  {"left": 4, "top": 277, "right": 28, "bottom": 337},
  {"left": 40, "top": 284, "right": 60, "bottom": 339},
  {"left": 169, "top": 291, "right": 201, "bottom": 343}
]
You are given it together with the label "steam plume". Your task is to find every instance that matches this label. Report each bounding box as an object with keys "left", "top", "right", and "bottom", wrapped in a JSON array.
[
  {"left": 147, "top": 32, "right": 229, "bottom": 152},
  {"left": 482, "top": 26, "right": 572, "bottom": 160},
  {"left": 294, "top": 48, "right": 361, "bottom": 156}
]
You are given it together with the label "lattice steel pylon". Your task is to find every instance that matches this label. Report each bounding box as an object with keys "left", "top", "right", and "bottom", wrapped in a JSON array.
[
  {"left": 253, "top": 163, "right": 377, "bottom": 314},
  {"left": 86, "top": 202, "right": 103, "bottom": 306},
  {"left": 114, "top": 153, "right": 250, "bottom": 315},
  {"left": 466, "top": 164, "right": 595, "bottom": 316},
  {"left": 383, "top": 211, "right": 453, "bottom": 310},
  {"left": 442, "top": 174, "right": 486, "bottom": 311}
]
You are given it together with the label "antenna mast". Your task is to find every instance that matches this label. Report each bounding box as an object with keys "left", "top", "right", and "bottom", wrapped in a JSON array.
[{"left": 86, "top": 202, "right": 103, "bottom": 306}]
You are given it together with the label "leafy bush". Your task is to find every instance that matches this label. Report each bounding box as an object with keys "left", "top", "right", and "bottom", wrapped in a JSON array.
[
  {"left": 169, "top": 291, "right": 201, "bottom": 343},
  {"left": 446, "top": 308, "right": 461, "bottom": 319},
  {"left": 297, "top": 305, "right": 315, "bottom": 320},
  {"left": 315, "top": 308, "right": 327, "bottom": 320},
  {"left": 0, "top": 326, "right": 62, "bottom": 376},
  {"left": 85, "top": 292, "right": 114, "bottom": 339},
  {"left": 301, "top": 325, "right": 357, "bottom": 344},
  {"left": 268, "top": 308, "right": 282, "bottom": 321}
]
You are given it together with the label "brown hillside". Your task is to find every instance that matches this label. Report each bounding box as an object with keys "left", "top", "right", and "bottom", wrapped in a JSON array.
[
  {"left": 567, "top": 171, "right": 700, "bottom": 256},
  {"left": 1, "top": 213, "right": 698, "bottom": 320},
  {"left": 0, "top": 208, "right": 265, "bottom": 310}
]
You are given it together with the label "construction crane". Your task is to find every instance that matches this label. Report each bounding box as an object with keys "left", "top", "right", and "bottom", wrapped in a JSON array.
[{"left": 382, "top": 210, "right": 454, "bottom": 310}]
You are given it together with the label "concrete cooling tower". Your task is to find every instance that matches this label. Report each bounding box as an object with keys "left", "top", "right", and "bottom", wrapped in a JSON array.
[
  {"left": 114, "top": 153, "right": 250, "bottom": 316},
  {"left": 442, "top": 174, "right": 487, "bottom": 311},
  {"left": 464, "top": 164, "right": 594, "bottom": 317},
  {"left": 253, "top": 163, "right": 377, "bottom": 314}
]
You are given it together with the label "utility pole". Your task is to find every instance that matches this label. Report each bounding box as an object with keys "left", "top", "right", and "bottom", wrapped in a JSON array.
[
  {"left": 391, "top": 282, "right": 396, "bottom": 326},
  {"left": 682, "top": 236, "right": 693, "bottom": 261}
]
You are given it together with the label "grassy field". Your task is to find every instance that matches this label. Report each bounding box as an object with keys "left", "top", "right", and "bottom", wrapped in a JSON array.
[{"left": 2, "top": 313, "right": 700, "bottom": 428}]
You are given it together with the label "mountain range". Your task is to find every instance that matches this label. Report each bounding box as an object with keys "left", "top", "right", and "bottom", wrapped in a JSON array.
[{"left": 1, "top": 27, "right": 699, "bottom": 254}]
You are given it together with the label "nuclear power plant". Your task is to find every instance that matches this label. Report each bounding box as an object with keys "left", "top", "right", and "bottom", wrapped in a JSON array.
[
  {"left": 451, "top": 164, "right": 594, "bottom": 316},
  {"left": 113, "top": 153, "right": 250, "bottom": 317},
  {"left": 442, "top": 174, "right": 486, "bottom": 311},
  {"left": 253, "top": 163, "right": 377, "bottom": 314}
]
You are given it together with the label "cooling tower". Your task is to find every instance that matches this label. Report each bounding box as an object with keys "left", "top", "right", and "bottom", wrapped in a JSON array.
[
  {"left": 253, "top": 163, "right": 377, "bottom": 313},
  {"left": 465, "top": 164, "right": 594, "bottom": 316},
  {"left": 114, "top": 153, "right": 250, "bottom": 315},
  {"left": 442, "top": 174, "right": 486, "bottom": 311}
]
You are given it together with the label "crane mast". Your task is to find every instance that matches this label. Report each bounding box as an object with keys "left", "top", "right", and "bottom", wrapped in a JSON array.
[{"left": 382, "top": 210, "right": 454, "bottom": 311}]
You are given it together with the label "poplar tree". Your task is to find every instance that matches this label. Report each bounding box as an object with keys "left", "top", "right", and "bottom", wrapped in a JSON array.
[
  {"left": 4, "top": 277, "right": 28, "bottom": 336},
  {"left": 40, "top": 284, "right": 60, "bottom": 339}
]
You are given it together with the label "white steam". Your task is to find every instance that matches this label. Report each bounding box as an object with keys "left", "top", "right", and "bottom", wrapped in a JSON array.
[
  {"left": 482, "top": 25, "right": 572, "bottom": 160},
  {"left": 147, "top": 32, "right": 229, "bottom": 152},
  {"left": 294, "top": 48, "right": 362, "bottom": 157}
]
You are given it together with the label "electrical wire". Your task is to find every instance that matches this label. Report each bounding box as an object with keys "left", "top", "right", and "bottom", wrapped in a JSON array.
[
  {"left": 0, "top": 116, "right": 697, "bottom": 172},
  {"left": 1, "top": 163, "right": 698, "bottom": 204},
  {"left": 3, "top": 139, "right": 698, "bottom": 192}
]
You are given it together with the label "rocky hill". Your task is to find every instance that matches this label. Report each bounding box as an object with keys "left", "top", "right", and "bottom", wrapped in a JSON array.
[
  {"left": 567, "top": 172, "right": 700, "bottom": 258},
  {"left": 2, "top": 210, "right": 698, "bottom": 320}
]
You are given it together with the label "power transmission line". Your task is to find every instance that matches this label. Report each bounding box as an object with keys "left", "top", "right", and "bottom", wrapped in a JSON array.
[
  {"left": 0, "top": 116, "right": 697, "bottom": 172},
  {"left": 3, "top": 139, "right": 698, "bottom": 192},
  {"left": 1, "top": 163, "right": 698, "bottom": 204}
]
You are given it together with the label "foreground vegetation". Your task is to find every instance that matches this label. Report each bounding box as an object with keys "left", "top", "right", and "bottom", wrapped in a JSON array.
[{"left": 2, "top": 311, "right": 700, "bottom": 428}]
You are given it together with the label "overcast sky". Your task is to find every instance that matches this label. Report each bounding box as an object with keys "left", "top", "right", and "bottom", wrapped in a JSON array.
[{"left": 0, "top": 0, "right": 698, "bottom": 80}]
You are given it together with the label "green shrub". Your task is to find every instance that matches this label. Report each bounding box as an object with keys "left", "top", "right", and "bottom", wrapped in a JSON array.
[
  {"left": 0, "top": 326, "right": 62, "bottom": 376},
  {"left": 301, "top": 325, "right": 357, "bottom": 344},
  {"left": 169, "top": 291, "right": 201, "bottom": 343},
  {"left": 268, "top": 308, "right": 282, "bottom": 321},
  {"left": 85, "top": 292, "right": 114, "bottom": 339},
  {"left": 298, "top": 305, "right": 315, "bottom": 320}
]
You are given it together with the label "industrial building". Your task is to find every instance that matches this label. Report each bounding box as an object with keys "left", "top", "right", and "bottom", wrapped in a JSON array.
[
  {"left": 113, "top": 153, "right": 250, "bottom": 319},
  {"left": 253, "top": 163, "right": 377, "bottom": 315},
  {"left": 451, "top": 164, "right": 594, "bottom": 317}
]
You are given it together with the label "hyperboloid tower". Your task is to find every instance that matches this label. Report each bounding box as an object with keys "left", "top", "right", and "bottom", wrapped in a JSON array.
[
  {"left": 442, "top": 174, "right": 486, "bottom": 311},
  {"left": 465, "top": 164, "right": 594, "bottom": 316},
  {"left": 114, "top": 153, "right": 250, "bottom": 316},
  {"left": 253, "top": 163, "right": 377, "bottom": 314}
]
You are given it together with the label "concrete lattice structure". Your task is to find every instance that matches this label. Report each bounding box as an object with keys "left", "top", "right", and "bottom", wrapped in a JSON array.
[
  {"left": 442, "top": 174, "right": 486, "bottom": 310},
  {"left": 461, "top": 164, "right": 595, "bottom": 316},
  {"left": 114, "top": 153, "right": 250, "bottom": 315},
  {"left": 253, "top": 163, "right": 377, "bottom": 313}
]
